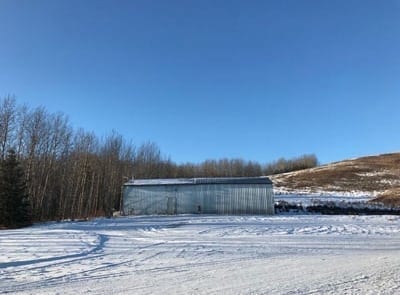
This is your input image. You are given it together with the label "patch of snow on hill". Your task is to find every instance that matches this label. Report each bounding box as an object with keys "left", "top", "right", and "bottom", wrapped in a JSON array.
[{"left": 355, "top": 171, "right": 389, "bottom": 177}]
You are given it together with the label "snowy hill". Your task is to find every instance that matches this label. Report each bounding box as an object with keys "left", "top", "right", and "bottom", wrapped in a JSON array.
[{"left": 270, "top": 153, "right": 400, "bottom": 206}]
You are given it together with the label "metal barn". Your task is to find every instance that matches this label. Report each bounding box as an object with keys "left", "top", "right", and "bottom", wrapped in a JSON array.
[{"left": 122, "top": 177, "right": 274, "bottom": 215}]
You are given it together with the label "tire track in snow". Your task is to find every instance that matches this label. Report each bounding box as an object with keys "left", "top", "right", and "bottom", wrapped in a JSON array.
[
  {"left": 1, "top": 215, "right": 399, "bottom": 294},
  {"left": 0, "top": 234, "right": 108, "bottom": 270},
  {"left": 0, "top": 232, "right": 109, "bottom": 293}
]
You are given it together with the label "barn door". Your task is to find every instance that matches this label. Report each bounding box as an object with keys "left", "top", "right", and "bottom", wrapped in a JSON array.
[{"left": 167, "top": 197, "right": 177, "bottom": 215}]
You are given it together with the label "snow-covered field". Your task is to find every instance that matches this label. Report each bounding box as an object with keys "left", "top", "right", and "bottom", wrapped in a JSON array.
[
  {"left": 1, "top": 215, "right": 400, "bottom": 294},
  {"left": 275, "top": 193, "right": 373, "bottom": 206},
  {"left": 274, "top": 187, "right": 376, "bottom": 206}
]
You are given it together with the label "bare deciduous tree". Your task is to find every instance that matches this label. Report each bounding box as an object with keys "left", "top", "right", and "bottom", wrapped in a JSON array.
[{"left": 0, "top": 96, "right": 319, "bottom": 222}]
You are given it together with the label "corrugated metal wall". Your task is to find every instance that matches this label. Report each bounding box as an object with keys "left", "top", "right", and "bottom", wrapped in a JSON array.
[{"left": 123, "top": 184, "right": 274, "bottom": 215}]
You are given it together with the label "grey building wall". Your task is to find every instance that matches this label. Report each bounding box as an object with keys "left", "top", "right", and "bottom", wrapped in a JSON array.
[{"left": 122, "top": 178, "right": 274, "bottom": 215}]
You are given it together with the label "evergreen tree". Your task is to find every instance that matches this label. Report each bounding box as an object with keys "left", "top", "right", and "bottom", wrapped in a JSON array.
[{"left": 0, "top": 149, "right": 31, "bottom": 228}]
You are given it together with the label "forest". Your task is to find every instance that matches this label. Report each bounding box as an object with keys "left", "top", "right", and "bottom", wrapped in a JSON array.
[{"left": 0, "top": 96, "right": 318, "bottom": 222}]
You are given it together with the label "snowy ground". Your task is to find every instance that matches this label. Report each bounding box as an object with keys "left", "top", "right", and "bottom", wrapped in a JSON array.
[
  {"left": 274, "top": 188, "right": 375, "bottom": 206},
  {"left": 275, "top": 193, "right": 373, "bottom": 206},
  {"left": 1, "top": 215, "right": 400, "bottom": 294}
]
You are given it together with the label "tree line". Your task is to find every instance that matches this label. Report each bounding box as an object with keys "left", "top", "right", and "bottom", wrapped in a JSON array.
[{"left": 0, "top": 96, "right": 318, "bottom": 223}]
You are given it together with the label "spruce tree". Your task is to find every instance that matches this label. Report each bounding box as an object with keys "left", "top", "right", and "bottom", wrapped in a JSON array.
[{"left": 0, "top": 149, "right": 31, "bottom": 228}]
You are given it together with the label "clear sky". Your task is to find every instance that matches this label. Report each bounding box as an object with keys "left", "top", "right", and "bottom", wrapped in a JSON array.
[{"left": 1, "top": 0, "right": 399, "bottom": 164}]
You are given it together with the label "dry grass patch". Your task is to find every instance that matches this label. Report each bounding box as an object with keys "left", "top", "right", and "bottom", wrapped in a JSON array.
[{"left": 373, "top": 188, "right": 400, "bottom": 207}]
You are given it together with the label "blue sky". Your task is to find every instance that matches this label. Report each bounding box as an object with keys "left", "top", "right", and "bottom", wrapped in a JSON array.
[{"left": 1, "top": 0, "right": 399, "bottom": 164}]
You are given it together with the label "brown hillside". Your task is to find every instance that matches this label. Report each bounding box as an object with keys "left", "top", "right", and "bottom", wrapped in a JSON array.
[{"left": 270, "top": 153, "right": 400, "bottom": 206}]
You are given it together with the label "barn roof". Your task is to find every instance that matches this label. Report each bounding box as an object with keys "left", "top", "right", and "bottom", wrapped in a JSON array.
[{"left": 124, "top": 177, "right": 272, "bottom": 186}]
